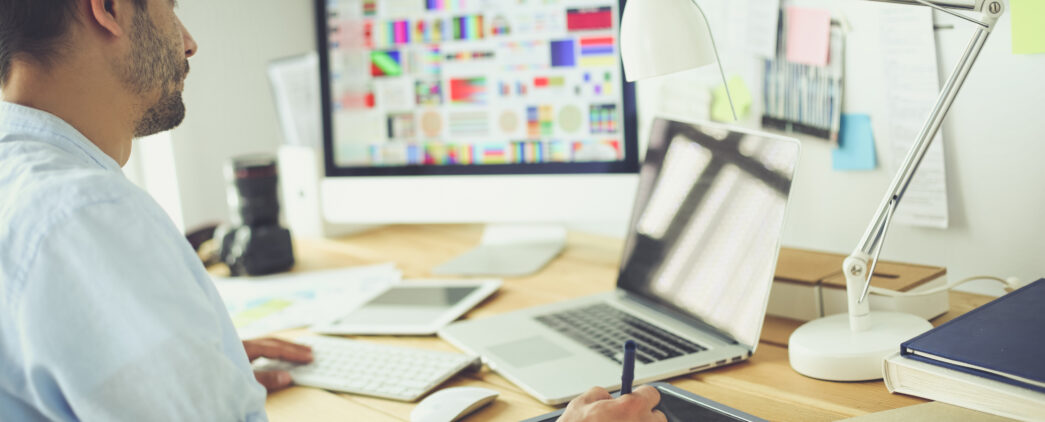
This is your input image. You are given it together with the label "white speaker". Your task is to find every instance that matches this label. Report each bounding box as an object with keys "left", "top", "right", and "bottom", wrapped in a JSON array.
[{"left": 277, "top": 145, "right": 374, "bottom": 238}]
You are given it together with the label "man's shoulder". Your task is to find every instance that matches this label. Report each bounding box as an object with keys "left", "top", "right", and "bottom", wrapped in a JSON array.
[
  {"left": 0, "top": 139, "right": 147, "bottom": 298},
  {"left": 1, "top": 138, "right": 140, "bottom": 218}
]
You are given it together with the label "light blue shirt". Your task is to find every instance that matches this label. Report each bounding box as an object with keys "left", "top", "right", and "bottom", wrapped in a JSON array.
[{"left": 0, "top": 102, "right": 267, "bottom": 421}]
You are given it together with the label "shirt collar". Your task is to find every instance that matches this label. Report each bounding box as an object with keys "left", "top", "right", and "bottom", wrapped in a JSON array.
[{"left": 0, "top": 101, "right": 122, "bottom": 172}]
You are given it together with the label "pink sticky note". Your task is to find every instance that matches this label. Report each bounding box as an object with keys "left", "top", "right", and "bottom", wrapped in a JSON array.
[{"left": 786, "top": 6, "right": 831, "bottom": 66}]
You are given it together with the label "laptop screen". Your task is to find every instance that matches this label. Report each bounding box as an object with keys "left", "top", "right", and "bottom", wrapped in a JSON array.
[{"left": 617, "top": 118, "right": 799, "bottom": 348}]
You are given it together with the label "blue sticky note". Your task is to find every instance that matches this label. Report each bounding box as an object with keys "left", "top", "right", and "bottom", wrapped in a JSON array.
[{"left": 833, "top": 114, "right": 877, "bottom": 171}]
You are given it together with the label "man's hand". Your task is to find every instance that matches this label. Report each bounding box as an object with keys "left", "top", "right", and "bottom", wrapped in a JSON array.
[
  {"left": 558, "top": 385, "right": 665, "bottom": 422},
  {"left": 243, "top": 338, "right": 313, "bottom": 392}
]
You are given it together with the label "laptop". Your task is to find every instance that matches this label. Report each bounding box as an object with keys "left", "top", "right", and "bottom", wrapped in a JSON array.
[{"left": 438, "top": 116, "right": 801, "bottom": 405}]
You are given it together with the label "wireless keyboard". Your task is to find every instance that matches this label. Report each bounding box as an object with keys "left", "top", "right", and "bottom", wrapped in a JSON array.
[{"left": 251, "top": 336, "right": 480, "bottom": 401}]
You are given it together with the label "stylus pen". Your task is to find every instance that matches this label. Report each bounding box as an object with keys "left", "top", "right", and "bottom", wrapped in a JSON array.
[{"left": 620, "top": 340, "right": 636, "bottom": 395}]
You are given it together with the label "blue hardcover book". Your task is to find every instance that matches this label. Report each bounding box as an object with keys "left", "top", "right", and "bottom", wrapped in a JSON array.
[{"left": 901, "top": 278, "right": 1045, "bottom": 394}]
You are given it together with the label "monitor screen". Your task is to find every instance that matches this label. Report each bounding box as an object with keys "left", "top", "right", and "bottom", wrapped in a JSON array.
[
  {"left": 617, "top": 118, "right": 799, "bottom": 348},
  {"left": 315, "top": 0, "right": 639, "bottom": 177}
]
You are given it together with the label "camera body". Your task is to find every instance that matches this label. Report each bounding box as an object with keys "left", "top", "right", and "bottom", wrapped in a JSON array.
[{"left": 217, "top": 155, "right": 295, "bottom": 276}]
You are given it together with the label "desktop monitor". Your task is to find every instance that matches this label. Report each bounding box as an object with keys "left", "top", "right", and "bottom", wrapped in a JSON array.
[{"left": 314, "top": 0, "right": 640, "bottom": 274}]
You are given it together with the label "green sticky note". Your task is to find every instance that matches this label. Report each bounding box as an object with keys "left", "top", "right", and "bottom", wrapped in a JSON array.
[
  {"left": 711, "top": 76, "right": 752, "bottom": 122},
  {"left": 1013, "top": 0, "right": 1045, "bottom": 55},
  {"left": 833, "top": 114, "right": 877, "bottom": 171}
]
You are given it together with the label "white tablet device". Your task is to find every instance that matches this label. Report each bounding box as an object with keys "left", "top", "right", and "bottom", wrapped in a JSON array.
[{"left": 311, "top": 279, "right": 501, "bottom": 335}]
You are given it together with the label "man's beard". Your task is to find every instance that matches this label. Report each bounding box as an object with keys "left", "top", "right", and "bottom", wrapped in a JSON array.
[{"left": 117, "top": 8, "right": 190, "bottom": 138}]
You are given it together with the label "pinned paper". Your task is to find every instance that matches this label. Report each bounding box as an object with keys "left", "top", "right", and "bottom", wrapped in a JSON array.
[
  {"left": 1012, "top": 0, "right": 1045, "bottom": 55},
  {"left": 711, "top": 76, "right": 752, "bottom": 122},
  {"left": 749, "top": 0, "right": 782, "bottom": 58},
  {"left": 786, "top": 6, "right": 831, "bottom": 66},
  {"left": 832, "top": 114, "right": 877, "bottom": 171}
]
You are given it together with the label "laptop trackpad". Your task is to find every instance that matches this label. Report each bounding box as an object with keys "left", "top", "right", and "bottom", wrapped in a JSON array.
[{"left": 489, "top": 336, "right": 572, "bottom": 368}]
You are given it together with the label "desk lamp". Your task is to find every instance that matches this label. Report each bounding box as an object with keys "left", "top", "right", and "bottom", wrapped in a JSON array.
[
  {"left": 620, "top": 0, "right": 738, "bottom": 120},
  {"left": 789, "top": 0, "right": 1005, "bottom": 381},
  {"left": 620, "top": 0, "right": 1006, "bottom": 381}
]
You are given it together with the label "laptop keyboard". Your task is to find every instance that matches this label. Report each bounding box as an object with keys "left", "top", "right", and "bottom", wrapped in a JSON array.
[{"left": 534, "top": 303, "right": 707, "bottom": 364}]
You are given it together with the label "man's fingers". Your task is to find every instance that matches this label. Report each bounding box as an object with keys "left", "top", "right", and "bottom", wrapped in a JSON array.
[
  {"left": 613, "top": 385, "right": 661, "bottom": 418},
  {"left": 244, "top": 338, "right": 313, "bottom": 363},
  {"left": 576, "top": 386, "right": 613, "bottom": 406},
  {"left": 254, "top": 370, "right": 294, "bottom": 392},
  {"left": 629, "top": 384, "right": 661, "bottom": 408}
]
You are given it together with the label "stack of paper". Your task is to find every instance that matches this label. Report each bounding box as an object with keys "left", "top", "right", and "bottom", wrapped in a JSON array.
[{"left": 212, "top": 264, "right": 401, "bottom": 339}]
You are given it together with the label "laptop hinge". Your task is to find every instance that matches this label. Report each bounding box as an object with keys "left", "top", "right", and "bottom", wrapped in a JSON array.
[{"left": 616, "top": 290, "right": 744, "bottom": 348}]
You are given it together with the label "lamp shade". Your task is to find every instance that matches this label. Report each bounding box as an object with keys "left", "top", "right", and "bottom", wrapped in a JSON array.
[{"left": 620, "top": 0, "right": 718, "bottom": 82}]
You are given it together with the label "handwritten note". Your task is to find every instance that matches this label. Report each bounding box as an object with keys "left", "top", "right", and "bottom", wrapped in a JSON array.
[
  {"left": 1012, "top": 0, "right": 1045, "bottom": 54},
  {"left": 833, "top": 114, "right": 877, "bottom": 171},
  {"left": 748, "top": 0, "right": 782, "bottom": 58},
  {"left": 785, "top": 6, "right": 831, "bottom": 66}
]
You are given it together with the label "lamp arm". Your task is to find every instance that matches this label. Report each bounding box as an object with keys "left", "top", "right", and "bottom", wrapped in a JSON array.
[
  {"left": 842, "top": 0, "right": 1004, "bottom": 332},
  {"left": 689, "top": 0, "right": 738, "bottom": 121}
]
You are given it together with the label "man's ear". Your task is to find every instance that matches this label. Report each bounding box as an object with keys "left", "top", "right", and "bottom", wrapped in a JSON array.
[{"left": 87, "top": 0, "right": 126, "bottom": 37}]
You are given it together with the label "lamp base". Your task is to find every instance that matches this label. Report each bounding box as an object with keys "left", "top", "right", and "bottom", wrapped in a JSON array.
[{"left": 788, "top": 312, "right": 932, "bottom": 381}]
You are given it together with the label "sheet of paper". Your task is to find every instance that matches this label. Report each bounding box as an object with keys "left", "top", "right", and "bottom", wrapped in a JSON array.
[
  {"left": 213, "top": 264, "right": 401, "bottom": 339},
  {"left": 878, "top": 7, "right": 949, "bottom": 228},
  {"left": 748, "top": 0, "right": 782, "bottom": 58},
  {"left": 785, "top": 6, "right": 831, "bottom": 66},
  {"left": 267, "top": 53, "right": 322, "bottom": 149},
  {"left": 1012, "top": 0, "right": 1045, "bottom": 54},
  {"left": 833, "top": 114, "right": 877, "bottom": 171},
  {"left": 711, "top": 75, "right": 752, "bottom": 122}
]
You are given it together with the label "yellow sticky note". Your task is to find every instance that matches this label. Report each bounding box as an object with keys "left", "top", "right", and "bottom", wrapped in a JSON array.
[
  {"left": 711, "top": 76, "right": 752, "bottom": 122},
  {"left": 1013, "top": 0, "right": 1045, "bottom": 55}
]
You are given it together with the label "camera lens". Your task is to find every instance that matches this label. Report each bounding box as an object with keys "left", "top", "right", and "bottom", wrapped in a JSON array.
[{"left": 225, "top": 155, "right": 280, "bottom": 226}]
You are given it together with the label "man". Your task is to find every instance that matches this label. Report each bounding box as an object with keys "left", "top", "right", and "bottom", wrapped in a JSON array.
[{"left": 0, "top": 1, "right": 664, "bottom": 420}]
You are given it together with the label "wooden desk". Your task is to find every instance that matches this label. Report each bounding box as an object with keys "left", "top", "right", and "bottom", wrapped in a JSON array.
[{"left": 262, "top": 225, "right": 993, "bottom": 421}]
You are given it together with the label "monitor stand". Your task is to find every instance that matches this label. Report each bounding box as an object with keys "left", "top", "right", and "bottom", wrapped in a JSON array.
[{"left": 432, "top": 224, "right": 566, "bottom": 277}]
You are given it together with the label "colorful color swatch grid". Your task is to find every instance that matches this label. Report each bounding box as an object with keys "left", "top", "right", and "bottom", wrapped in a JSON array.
[
  {"left": 479, "top": 144, "right": 509, "bottom": 164},
  {"left": 327, "top": 0, "right": 627, "bottom": 168},
  {"left": 449, "top": 111, "right": 489, "bottom": 136},
  {"left": 338, "top": 88, "right": 375, "bottom": 110},
  {"left": 580, "top": 71, "right": 614, "bottom": 96},
  {"left": 527, "top": 105, "right": 555, "bottom": 138},
  {"left": 370, "top": 50, "right": 402, "bottom": 77},
  {"left": 549, "top": 141, "right": 571, "bottom": 162},
  {"left": 449, "top": 77, "right": 486, "bottom": 105},
  {"left": 491, "top": 15, "right": 510, "bottom": 35},
  {"left": 415, "top": 80, "right": 442, "bottom": 105},
  {"left": 512, "top": 141, "right": 546, "bottom": 164},
  {"left": 387, "top": 113, "right": 416, "bottom": 139},
  {"left": 567, "top": 7, "right": 613, "bottom": 31},
  {"left": 498, "top": 80, "right": 527, "bottom": 97},
  {"left": 453, "top": 16, "right": 485, "bottom": 41},
  {"left": 426, "top": 0, "right": 467, "bottom": 11},
  {"left": 579, "top": 36, "right": 615, "bottom": 67},
  {"left": 410, "top": 47, "right": 442, "bottom": 77},
  {"left": 589, "top": 104, "right": 618, "bottom": 133},
  {"left": 368, "top": 140, "right": 602, "bottom": 166}
]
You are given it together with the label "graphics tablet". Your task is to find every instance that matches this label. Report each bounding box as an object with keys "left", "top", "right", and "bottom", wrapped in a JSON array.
[
  {"left": 521, "top": 382, "right": 767, "bottom": 422},
  {"left": 311, "top": 279, "right": 501, "bottom": 335}
]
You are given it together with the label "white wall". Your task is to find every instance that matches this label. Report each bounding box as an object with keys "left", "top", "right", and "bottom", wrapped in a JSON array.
[
  {"left": 163, "top": 0, "right": 1043, "bottom": 295},
  {"left": 169, "top": 0, "right": 317, "bottom": 230},
  {"left": 784, "top": 2, "right": 1045, "bottom": 296}
]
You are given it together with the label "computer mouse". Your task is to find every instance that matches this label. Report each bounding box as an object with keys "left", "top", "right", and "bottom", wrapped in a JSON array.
[{"left": 409, "top": 386, "right": 499, "bottom": 422}]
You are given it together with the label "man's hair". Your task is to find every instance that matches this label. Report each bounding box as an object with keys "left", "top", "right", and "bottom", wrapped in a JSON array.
[{"left": 0, "top": 0, "right": 147, "bottom": 86}]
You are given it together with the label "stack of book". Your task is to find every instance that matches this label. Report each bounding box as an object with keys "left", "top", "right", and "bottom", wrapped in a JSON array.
[{"left": 883, "top": 279, "right": 1045, "bottom": 420}]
